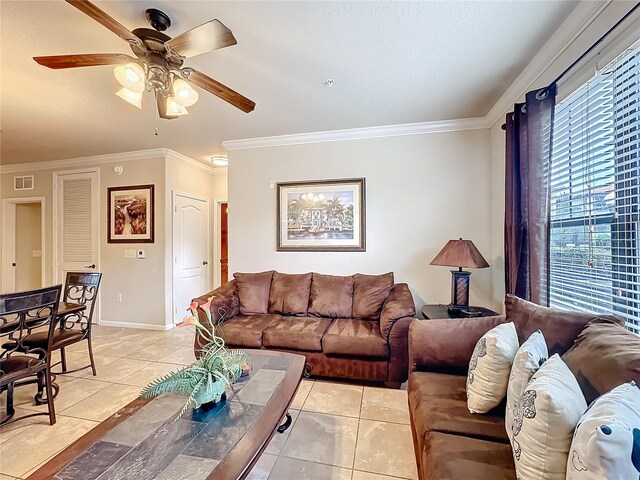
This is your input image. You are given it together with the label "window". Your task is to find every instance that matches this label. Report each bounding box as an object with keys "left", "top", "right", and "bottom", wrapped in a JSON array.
[{"left": 550, "top": 41, "right": 640, "bottom": 334}]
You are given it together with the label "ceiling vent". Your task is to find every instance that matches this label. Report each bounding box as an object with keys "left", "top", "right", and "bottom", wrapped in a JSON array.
[{"left": 14, "top": 175, "right": 34, "bottom": 191}]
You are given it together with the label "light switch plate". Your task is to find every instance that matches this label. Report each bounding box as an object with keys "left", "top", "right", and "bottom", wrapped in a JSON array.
[{"left": 124, "top": 249, "right": 136, "bottom": 259}]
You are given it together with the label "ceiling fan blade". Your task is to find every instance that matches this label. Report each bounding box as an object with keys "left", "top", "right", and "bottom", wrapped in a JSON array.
[
  {"left": 165, "top": 20, "right": 237, "bottom": 60},
  {"left": 33, "top": 53, "right": 137, "bottom": 69},
  {"left": 66, "top": 0, "right": 144, "bottom": 47},
  {"left": 186, "top": 69, "right": 255, "bottom": 113}
]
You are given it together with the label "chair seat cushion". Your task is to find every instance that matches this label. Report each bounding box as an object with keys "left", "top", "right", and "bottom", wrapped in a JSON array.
[
  {"left": 322, "top": 319, "right": 388, "bottom": 358},
  {"left": 422, "top": 431, "right": 516, "bottom": 480},
  {"left": 0, "top": 355, "right": 43, "bottom": 384},
  {"left": 21, "top": 330, "right": 85, "bottom": 350},
  {"left": 408, "top": 371, "right": 508, "bottom": 444},
  {"left": 217, "top": 314, "right": 282, "bottom": 348},
  {"left": 263, "top": 317, "right": 333, "bottom": 352}
]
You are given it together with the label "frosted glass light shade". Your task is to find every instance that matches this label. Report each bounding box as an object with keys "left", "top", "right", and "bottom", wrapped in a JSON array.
[
  {"left": 210, "top": 156, "right": 228, "bottom": 166},
  {"left": 166, "top": 96, "right": 189, "bottom": 116},
  {"left": 115, "top": 87, "right": 143, "bottom": 109},
  {"left": 114, "top": 63, "right": 145, "bottom": 92},
  {"left": 172, "top": 78, "right": 199, "bottom": 107}
]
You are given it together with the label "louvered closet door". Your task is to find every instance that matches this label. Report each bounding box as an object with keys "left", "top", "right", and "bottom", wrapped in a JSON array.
[{"left": 55, "top": 171, "right": 100, "bottom": 321}]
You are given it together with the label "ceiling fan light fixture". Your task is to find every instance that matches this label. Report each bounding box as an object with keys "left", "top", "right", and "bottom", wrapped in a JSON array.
[
  {"left": 114, "top": 63, "right": 145, "bottom": 92},
  {"left": 116, "top": 87, "right": 143, "bottom": 109},
  {"left": 172, "top": 78, "right": 199, "bottom": 107},
  {"left": 165, "top": 96, "right": 189, "bottom": 116}
]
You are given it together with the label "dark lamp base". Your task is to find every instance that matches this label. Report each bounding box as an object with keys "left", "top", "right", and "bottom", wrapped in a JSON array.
[{"left": 449, "top": 270, "right": 471, "bottom": 309}]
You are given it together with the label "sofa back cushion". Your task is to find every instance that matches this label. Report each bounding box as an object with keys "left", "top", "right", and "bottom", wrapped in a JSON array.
[
  {"left": 233, "top": 271, "right": 275, "bottom": 315},
  {"left": 353, "top": 272, "right": 394, "bottom": 319},
  {"left": 562, "top": 317, "right": 640, "bottom": 404},
  {"left": 268, "top": 272, "right": 312, "bottom": 316},
  {"left": 308, "top": 273, "right": 354, "bottom": 318},
  {"left": 505, "top": 294, "right": 622, "bottom": 356}
]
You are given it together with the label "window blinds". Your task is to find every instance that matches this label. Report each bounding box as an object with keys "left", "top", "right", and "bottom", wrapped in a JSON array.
[{"left": 549, "top": 41, "right": 640, "bottom": 334}]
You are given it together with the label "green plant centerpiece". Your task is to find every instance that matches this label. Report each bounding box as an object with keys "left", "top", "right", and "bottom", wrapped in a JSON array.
[{"left": 140, "top": 297, "right": 250, "bottom": 416}]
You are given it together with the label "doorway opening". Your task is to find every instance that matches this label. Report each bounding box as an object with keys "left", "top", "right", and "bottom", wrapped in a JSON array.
[
  {"left": 1, "top": 197, "right": 46, "bottom": 293},
  {"left": 213, "top": 198, "right": 228, "bottom": 288}
]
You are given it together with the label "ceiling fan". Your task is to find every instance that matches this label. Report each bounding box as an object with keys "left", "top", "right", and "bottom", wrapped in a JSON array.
[{"left": 33, "top": 0, "right": 255, "bottom": 119}]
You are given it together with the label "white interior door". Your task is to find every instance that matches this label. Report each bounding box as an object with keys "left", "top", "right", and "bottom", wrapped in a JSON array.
[
  {"left": 173, "top": 193, "right": 209, "bottom": 323},
  {"left": 55, "top": 171, "right": 100, "bottom": 320}
]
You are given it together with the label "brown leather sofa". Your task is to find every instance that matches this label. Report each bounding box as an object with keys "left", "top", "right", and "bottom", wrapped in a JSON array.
[
  {"left": 407, "top": 294, "right": 639, "bottom": 480},
  {"left": 192, "top": 271, "right": 416, "bottom": 387}
]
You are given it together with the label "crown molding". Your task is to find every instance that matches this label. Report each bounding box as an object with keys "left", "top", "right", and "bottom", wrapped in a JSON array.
[
  {"left": 222, "top": 117, "right": 490, "bottom": 150},
  {"left": 0, "top": 148, "right": 225, "bottom": 175},
  {"left": 0, "top": 148, "right": 167, "bottom": 174},
  {"left": 484, "top": 0, "right": 609, "bottom": 127}
]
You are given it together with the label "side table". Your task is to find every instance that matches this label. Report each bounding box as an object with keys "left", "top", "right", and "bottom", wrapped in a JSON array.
[{"left": 421, "top": 304, "right": 499, "bottom": 320}]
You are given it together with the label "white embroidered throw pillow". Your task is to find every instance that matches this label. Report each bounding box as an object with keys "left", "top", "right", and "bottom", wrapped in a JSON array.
[
  {"left": 512, "top": 354, "right": 587, "bottom": 480},
  {"left": 567, "top": 381, "right": 640, "bottom": 480},
  {"left": 506, "top": 330, "right": 548, "bottom": 443},
  {"left": 466, "top": 322, "right": 519, "bottom": 414}
]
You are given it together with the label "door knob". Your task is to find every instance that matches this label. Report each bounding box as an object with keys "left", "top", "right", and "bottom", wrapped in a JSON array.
[
  {"left": 85, "top": 264, "right": 96, "bottom": 269},
  {"left": 202, "top": 261, "right": 208, "bottom": 265},
  {"left": 11, "top": 263, "right": 16, "bottom": 267}
]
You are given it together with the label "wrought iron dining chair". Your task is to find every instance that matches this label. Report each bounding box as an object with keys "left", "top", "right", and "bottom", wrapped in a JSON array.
[
  {"left": 0, "top": 285, "right": 62, "bottom": 426},
  {"left": 19, "top": 272, "right": 102, "bottom": 376}
]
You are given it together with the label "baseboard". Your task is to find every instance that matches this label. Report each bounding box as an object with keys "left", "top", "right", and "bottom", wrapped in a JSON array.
[{"left": 99, "top": 320, "right": 174, "bottom": 331}]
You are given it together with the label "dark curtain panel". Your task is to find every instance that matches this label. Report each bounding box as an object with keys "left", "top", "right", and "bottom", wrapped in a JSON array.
[{"left": 504, "top": 84, "right": 556, "bottom": 305}]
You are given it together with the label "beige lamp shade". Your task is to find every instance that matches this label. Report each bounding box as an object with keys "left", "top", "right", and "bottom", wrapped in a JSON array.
[{"left": 430, "top": 238, "right": 489, "bottom": 269}]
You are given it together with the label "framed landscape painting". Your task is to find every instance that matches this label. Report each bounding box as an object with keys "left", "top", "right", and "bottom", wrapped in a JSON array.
[
  {"left": 277, "top": 178, "right": 366, "bottom": 251},
  {"left": 107, "top": 184, "right": 154, "bottom": 243}
]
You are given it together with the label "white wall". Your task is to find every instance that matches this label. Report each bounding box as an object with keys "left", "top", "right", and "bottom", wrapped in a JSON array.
[
  {"left": 228, "top": 130, "right": 496, "bottom": 310},
  {"left": 0, "top": 150, "right": 227, "bottom": 329},
  {"left": 164, "top": 157, "right": 228, "bottom": 326}
]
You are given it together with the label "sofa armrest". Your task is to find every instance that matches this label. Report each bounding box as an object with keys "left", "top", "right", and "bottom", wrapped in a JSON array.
[
  {"left": 409, "top": 315, "right": 507, "bottom": 375},
  {"left": 387, "top": 316, "right": 413, "bottom": 384},
  {"left": 192, "top": 280, "right": 240, "bottom": 328},
  {"left": 380, "top": 283, "right": 416, "bottom": 339}
]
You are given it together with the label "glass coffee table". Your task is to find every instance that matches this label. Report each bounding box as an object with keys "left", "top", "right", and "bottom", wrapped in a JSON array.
[{"left": 27, "top": 350, "right": 306, "bottom": 480}]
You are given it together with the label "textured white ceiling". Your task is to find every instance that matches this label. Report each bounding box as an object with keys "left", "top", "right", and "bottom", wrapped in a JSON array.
[{"left": 0, "top": 0, "right": 577, "bottom": 165}]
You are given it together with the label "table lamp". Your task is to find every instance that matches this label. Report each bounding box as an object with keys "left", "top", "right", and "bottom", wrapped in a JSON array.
[{"left": 430, "top": 238, "right": 489, "bottom": 314}]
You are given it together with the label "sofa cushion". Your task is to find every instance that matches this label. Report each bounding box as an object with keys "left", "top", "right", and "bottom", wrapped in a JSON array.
[
  {"left": 466, "top": 322, "right": 519, "bottom": 414},
  {"left": 308, "top": 273, "right": 354, "bottom": 318},
  {"left": 217, "top": 314, "right": 281, "bottom": 348},
  {"left": 505, "top": 294, "right": 622, "bottom": 356},
  {"left": 422, "top": 432, "right": 516, "bottom": 480},
  {"left": 352, "top": 272, "right": 394, "bottom": 319},
  {"left": 562, "top": 317, "right": 640, "bottom": 404},
  {"left": 263, "top": 316, "right": 333, "bottom": 352},
  {"left": 512, "top": 354, "right": 587, "bottom": 480},
  {"left": 506, "top": 330, "right": 547, "bottom": 443},
  {"left": 233, "top": 271, "right": 275, "bottom": 315},
  {"left": 322, "top": 319, "right": 388, "bottom": 358},
  {"left": 566, "top": 382, "right": 640, "bottom": 480},
  {"left": 268, "top": 272, "right": 312, "bottom": 316},
  {"left": 408, "top": 371, "right": 509, "bottom": 444}
]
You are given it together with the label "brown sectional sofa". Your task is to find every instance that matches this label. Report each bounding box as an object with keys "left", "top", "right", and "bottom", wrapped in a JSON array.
[
  {"left": 408, "top": 294, "right": 640, "bottom": 480},
  {"left": 192, "top": 270, "right": 416, "bottom": 387}
]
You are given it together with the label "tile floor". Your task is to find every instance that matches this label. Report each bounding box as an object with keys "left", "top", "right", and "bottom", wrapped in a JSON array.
[{"left": 0, "top": 325, "right": 417, "bottom": 480}]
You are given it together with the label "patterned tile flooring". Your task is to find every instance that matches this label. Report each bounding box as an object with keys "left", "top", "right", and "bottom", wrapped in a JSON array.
[{"left": 0, "top": 325, "right": 417, "bottom": 480}]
